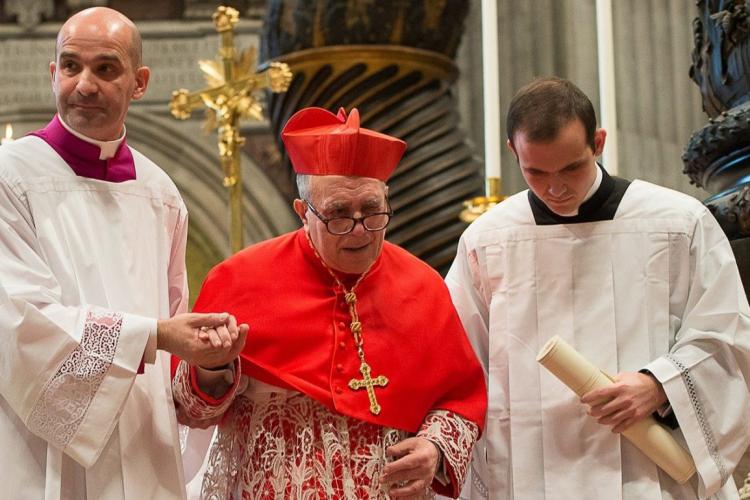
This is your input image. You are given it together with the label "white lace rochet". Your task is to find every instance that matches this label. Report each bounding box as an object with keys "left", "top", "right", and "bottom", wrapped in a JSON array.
[{"left": 173, "top": 361, "right": 479, "bottom": 499}]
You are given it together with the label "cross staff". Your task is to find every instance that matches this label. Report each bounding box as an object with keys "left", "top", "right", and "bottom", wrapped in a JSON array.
[
  {"left": 169, "top": 6, "right": 292, "bottom": 253},
  {"left": 349, "top": 362, "right": 389, "bottom": 415}
]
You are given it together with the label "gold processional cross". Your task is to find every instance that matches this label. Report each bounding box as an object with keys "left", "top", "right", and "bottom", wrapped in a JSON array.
[
  {"left": 169, "top": 6, "right": 292, "bottom": 253},
  {"left": 348, "top": 362, "right": 388, "bottom": 415}
]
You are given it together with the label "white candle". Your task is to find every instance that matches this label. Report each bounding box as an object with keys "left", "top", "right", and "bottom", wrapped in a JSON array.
[
  {"left": 481, "top": 0, "right": 501, "bottom": 185},
  {"left": 596, "top": 0, "right": 619, "bottom": 175},
  {"left": 1, "top": 124, "right": 13, "bottom": 145}
]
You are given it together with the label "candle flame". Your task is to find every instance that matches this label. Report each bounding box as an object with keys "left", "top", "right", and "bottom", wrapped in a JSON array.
[{"left": 4, "top": 124, "right": 12, "bottom": 140}]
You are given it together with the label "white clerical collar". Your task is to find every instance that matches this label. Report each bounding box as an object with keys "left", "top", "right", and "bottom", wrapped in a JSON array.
[
  {"left": 559, "top": 165, "right": 603, "bottom": 216},
  {"left": 58, "top": 116, "right": 126, "bottom": 160},
  {"left": 582, "top": 165, "right": 604, "bottom": 204}
]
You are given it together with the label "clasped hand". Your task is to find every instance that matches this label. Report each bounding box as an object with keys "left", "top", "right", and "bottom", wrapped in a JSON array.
[
  {"left": 581, "top": 371, "right": 668, "bottom": 433},
  {"left": 157, "top": 312, "right": 248, "bottom": 368},
  {"left": 380, "top": 437, "right": 439, "bottom": 499}
]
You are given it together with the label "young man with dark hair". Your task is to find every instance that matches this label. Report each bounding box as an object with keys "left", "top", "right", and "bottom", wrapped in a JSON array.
[{"left": 448, "top": 77, "right": 750, "bottom": 499}]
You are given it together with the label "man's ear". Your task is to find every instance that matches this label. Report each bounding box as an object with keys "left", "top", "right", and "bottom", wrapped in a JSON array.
[
  {"left": 293, "top": 199, "right": 308, "bottom": 228},
  {"left": 131, "top": 66, "right": 151, "bottom": 100},
  {"left": 49, "top": 61, "right": 57, "bottom": 91},
  {"left": 593, "top": 128, "right": 607, "bottom": 157},
  {"left": 506, "top": 139, "right": 521, "bottom": 163}
]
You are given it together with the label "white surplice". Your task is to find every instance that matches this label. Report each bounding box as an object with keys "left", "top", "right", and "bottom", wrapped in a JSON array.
[
  {"left": 447, "top": 180, "right": 750, "bottom": 499},
  {"left": 0, "top": 135, "right": 189, "bottom": 499}
]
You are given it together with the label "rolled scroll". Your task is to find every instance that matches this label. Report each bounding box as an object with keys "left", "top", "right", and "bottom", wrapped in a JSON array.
[{"left": 537, "top": 335, "right": 696, "bottom": 484}]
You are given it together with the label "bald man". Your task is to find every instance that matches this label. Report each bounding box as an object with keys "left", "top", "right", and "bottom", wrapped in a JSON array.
[{"left": 0, "top": 8, "right": 246, "bottom": 500}]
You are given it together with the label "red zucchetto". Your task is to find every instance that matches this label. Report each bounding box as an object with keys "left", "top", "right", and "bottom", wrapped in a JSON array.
[{"left": 281, "top": 107, "right": 406, "bottom": 181}]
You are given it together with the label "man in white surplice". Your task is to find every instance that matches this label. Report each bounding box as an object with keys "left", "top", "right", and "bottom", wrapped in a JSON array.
[
  {"left": 446, "top": 77, "right": 750, "bottom": 499},
  {"left": 0, "top": 7, "right": 247, "bottom": 500}
]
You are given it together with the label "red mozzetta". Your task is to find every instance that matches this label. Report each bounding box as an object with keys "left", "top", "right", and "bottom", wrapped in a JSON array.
[{"left": 189, "top": 228, "right": 487, "bottom": 434}]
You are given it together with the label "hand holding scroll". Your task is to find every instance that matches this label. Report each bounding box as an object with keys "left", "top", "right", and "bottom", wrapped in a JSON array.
[
  {"left": 582, "top": 371, "right": 668, "bottom": 433},
  {"left": 537, "top": 335, "right": 695, "bottom": 484}
]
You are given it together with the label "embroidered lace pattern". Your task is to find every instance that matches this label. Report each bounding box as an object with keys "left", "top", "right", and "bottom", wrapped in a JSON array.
[
  {"left": 173, "top": 366, "right": 479, "bottom": 498},
  {"left": 468, "top": 460, "right": 489, "bottom": 499},
  {"left": 173, "top": 360, "right": 238, "bottom": 424},
  {"left": 27, "top": 310, "right": 122, "bottom": 450},
  {"left": 666, "top": 354, "right": 728, "bottom": 483},
  {"left": 199, "top": 391, "right": 409, "bottom": 499},
  {"left": 173, "top": 379, "right": 476, "bottom": 500},
  {"left": 417, "top": 410, "right": 479, "bottom": 495}
]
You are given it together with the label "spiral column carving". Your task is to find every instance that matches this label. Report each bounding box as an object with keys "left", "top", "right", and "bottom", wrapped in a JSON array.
[{"left": 260, "top": 0, "right": 483, "bottom": 273}]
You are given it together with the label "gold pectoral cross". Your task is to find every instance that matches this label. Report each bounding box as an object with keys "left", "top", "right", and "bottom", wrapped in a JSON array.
[{"left": 348, "top": 362, "right": 388, "bottom": 415}]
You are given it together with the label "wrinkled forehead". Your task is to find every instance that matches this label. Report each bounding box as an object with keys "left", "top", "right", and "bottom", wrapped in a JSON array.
[{"left": 313, "top": 175, "right": 386, "bottom": 203}]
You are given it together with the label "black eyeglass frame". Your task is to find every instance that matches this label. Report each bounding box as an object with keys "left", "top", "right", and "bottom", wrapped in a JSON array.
[{"left": 303, "top": 198, "right": 393, "bottom": 235}]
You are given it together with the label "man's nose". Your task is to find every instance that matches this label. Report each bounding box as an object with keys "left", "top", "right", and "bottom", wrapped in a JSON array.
[
  {"left": 547, "top": 177, "right": 568, "bottom": 196},
  {"left": 349, "top": 217, "right": 368, "bottom": 236},
  {"left": 76, "top": 69, "right": 98, "bottom": 96}
]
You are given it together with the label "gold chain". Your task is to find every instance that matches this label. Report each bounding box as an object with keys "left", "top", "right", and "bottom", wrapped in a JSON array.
[
  {"left": 304, "top": 232, "right": 371, "bottom": 360},
  {"left": 304, "top": 232, "right": 388, "bottom": 414}
]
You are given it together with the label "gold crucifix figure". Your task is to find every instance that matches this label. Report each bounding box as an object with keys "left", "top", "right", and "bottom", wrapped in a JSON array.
[
  {"left": 169, "top": 6, "right": 292, "bottom": 253},
  {"left": 348, "top": 362, "right": 388, "bottom": 415}
]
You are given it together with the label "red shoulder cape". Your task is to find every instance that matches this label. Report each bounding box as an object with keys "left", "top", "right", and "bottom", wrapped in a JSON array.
[{"left": 191, "top": 229, "right": 486, "bottom": 434}]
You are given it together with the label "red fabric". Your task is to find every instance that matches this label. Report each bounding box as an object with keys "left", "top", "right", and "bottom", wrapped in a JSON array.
[
  {"left": 170, "top": 354, "right": 180, "bottom": 379},
  {"left": 191, "top": 229, "right": 487, "bottom": 434},
  {"left": 281, "top": 107, "right": 406, "bottom": 181}
]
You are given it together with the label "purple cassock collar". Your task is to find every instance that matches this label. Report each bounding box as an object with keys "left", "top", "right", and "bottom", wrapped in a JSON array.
[{"left": 29, "top": 115, "right": 136, "bottom": 182}]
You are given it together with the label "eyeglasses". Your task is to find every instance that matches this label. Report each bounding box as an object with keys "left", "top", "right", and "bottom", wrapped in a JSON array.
[{"left": 304, "top": 199, "right": 393, "bottom": 235}]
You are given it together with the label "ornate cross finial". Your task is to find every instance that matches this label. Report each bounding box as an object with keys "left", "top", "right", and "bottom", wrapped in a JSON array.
[{"left": 212, "top": 5, "right": 239, "bottom": 32}]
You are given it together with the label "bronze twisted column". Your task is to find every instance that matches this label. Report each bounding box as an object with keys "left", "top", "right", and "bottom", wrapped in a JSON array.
[
  {"left": 684, "top": 0, "right": 750, "bottom": 241},
  {"left": 260, "top": 0, "right": 483, "bottom": 274},
  {"left": 685, "top": 3, "right": 750, "bottom": 490}
]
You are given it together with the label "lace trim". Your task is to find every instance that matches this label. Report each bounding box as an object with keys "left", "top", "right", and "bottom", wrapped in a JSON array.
[
  {"left": 27, "top": 310, "right": 122, "bottom": 450},
  {"left": 172, "top": 360, "right": 238, "bottom": 426},
  {"left": 469, "top": 459, "right": 489, "bottom": 499},
  {"left": 666, "top": 354, "right": 728, "bottom": 483},
  {"left": 200, "top": 390, "right": 441, "bottom": 499},
  {"left": 417, "top": 410, "right": 480, "bottom": 497}
]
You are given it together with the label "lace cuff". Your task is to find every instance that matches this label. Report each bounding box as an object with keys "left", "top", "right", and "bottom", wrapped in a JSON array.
[
  {"left": 417, "top": 410, "right": 480, "bottom": 498},
  {"left": 26, "top": 309, "right": 152, "bottom": 467},
  {"left": 173, "top": 358, "right": 241, "bottom": 423}
]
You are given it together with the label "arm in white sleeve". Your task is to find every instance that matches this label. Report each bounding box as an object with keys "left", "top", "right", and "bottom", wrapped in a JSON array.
[
  {"left": 643, "top": 206, "right": 750, "bottom": 497},
  {"left": 445, "top": 234, "right": 490, "bottom": 376},
  {"left": 0, "top": 175, "right": 153, "bottom": 468},
  {"left": 445, "top": 233, "right": 491, "bottom": 499}
]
